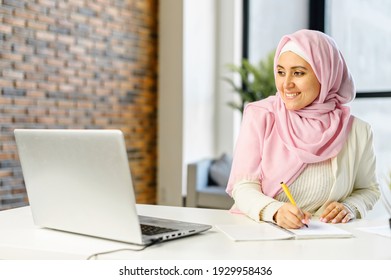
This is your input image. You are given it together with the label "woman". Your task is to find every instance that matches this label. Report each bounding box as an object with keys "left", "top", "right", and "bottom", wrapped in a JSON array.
[{"left": 226, "top": 29, "right": 380, "bottom": 229}]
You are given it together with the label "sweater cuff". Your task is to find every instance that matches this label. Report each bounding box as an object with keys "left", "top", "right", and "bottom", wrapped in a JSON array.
[
  {"left": 259, "top": 201, "right": 285, "bottom": 223},
  {"left": 342, "top": 202, "right": 358, "bottom": 219}
]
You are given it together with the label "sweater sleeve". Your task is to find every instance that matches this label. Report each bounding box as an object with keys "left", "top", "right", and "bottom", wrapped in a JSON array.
[
  {"left": 232, "top": 180, "right": 284, "bottom": 222},
  {"left": 341, "top": 120, "right": 380, "bottom": 218}
]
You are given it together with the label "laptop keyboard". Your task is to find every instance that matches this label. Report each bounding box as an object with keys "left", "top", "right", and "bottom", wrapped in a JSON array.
[{"left": 141, "top": 224, "right": 179, "bottom": 236}]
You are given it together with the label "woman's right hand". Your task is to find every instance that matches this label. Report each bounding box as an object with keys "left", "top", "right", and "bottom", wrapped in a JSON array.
[{"left": 274, "top": 203, "right": 311, "bottom": 229}]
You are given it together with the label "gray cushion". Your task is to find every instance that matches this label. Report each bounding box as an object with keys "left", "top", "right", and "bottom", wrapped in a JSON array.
[{"left": 209, "top": 153, "right": 232, "bottom": 187}]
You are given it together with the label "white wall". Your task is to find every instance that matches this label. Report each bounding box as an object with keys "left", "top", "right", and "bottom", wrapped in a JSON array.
[
  {"left": 183, "top": 0, "right": 216, "bottom": 174},
  {"left": 215, "top": 0, "right": 243, "bottom": 156},
  {"left": 158, "top": 0, "right": 242, "bottom": 205},
  {"left": 158, "top": 0, "right": 184, "bottom": 206}
]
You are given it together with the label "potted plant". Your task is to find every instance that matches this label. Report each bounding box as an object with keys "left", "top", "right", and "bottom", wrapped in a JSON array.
[{"left": 224, "top": 50, "right": 276, "bottom": 114}]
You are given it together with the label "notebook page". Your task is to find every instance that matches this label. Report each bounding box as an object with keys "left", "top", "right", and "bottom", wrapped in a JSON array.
[
  {"left": 216, "top": 223, "right": 293, "bottom": 241},
  {"left": 357, "top": 225, "right": 391, "bottom": 238},
  {"left": 288, "top": 221, "right": 353, "bottom": 239}
]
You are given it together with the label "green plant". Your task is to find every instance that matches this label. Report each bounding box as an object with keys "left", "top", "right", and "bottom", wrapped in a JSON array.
[{"left": 224, "top": 50, "right": 276, "bottom": 114}]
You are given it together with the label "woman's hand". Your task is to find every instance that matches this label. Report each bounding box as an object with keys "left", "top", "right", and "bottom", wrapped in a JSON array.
[
  {"left": 274, "top": 203, "right": 311, "bottom": 229},
  {"left": 320, "top": 202, "right": 352, "bottom": 224}
]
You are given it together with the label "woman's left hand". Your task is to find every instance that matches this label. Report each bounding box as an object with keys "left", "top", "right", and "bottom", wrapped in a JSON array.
[{"left": 320, "top": 202, "right": 352, "bottom": 224}]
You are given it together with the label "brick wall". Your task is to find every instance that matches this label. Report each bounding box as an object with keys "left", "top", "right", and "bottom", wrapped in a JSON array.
[{"left": 0, "top": 0, "right": 158, "bottom": 210}]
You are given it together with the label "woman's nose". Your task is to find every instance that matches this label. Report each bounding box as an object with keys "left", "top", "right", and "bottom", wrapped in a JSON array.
[{"left": 283, "top": 76, "right": 294, "bottom": 89}]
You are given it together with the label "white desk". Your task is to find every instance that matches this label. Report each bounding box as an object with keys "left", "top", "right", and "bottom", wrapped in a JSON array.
[{"left": 0, "top": 205, "right": 390, "bottom": 260}]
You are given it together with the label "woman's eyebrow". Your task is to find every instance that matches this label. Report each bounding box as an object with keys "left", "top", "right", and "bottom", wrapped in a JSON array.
[
  {"left": 277, "top": 65, "right": 308, "bottom": 70},
  {"left": 291, "top": 66, "right": 308, "bottom": 70}
]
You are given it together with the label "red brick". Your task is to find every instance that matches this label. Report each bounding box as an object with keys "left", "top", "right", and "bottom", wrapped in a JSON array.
[
  {"left": 37, "top": 0, "right": 56, "bottom": 8},
  {"left": 3, "top": 106, "right": 26, "bottom": 115},
  {"left": 27, "top": 107, "right": 47, "bottom": 115},
  {"left": 0, "top": 167, "right": 14, "bottom": 177},
  {"left": 15, "top": 80, "right": 37, "bottom": 90},
  {"left": 14, "top": 9, "right": 37, "bottom": 20},
  {"left": 68, "top": 0, "right": 85, "bottom": 6},
  {"left": 0, "top": 153, "right": 14, "bottom": 161},
  {"left": 76, "top": 101, "right": 94, "bottom": 109},
  {"left": 13, "top": 62, "right": 36, "bottom": 72},
  {"left": 57, "top": 117, "right": 75, "bottom": 125},
  {"left": 58, "top": 68, "right": 76, "bottom": 76},
  {"left": 26, "top": 90, "right": 46, "bottom": 98},
  {"left": 2, "top": 70, "right": 24, "bottom": 79},
  {"left": 46, "top": 58, "right": 65, "bottom": 68},
  {"left": 106, "top": 6, "right": 120, "bottom": 18},
  {"left": 36, "top": 14, "right": 56, "bottom": 24},
  {"left": 77, "top": 70, "right": 94, "bottom": 79},
  {"left": 57, "top": 34, "right": 75, "bottom": 45},
  {"left": 13, "top": 97, "right": 35, "bottom": 106},
  {"left": 48, "top": 107, "right": 67, "bottom": 116},
  {"left": 0, "top": 116, "right": 13, "bottom": 123},
  {"left": 36, "top": 99, "right": 56, "bottom": 107},
  {"left": 36, "top": 30, "right": 56, "bottom": 41},
  {"left": 57, "top": 100, "right": 75, "bottom": 108},
  {"left": 59, "top": 84, "right": 75, "bottom": 93},
  {"left": 69, "top": 13, "right": 87, "bottom": 24},
  {"left": 0, "top": 79, "right": 14, "bottom": 88},
  {"left": 0, "top": 23, "right": 12, "bottom": 33},
  {"left": 67, "top": 61, "right": 84, "bottom": 69},
  {"left": 38, "top": 82, "right": 58, "bottom": 91},
  {"left": 3, "top": 16, "right": 25, "bottom": 27},
  {"left": 69, "top": 45, "right": 86, "bottom": 55},
  {"left": 13, "top": 115, "right": 36, "bottom": 123},
  {"left": 26, "top": 20, "right": 47, "bottom": 31},
  {"left": 88, "top": 17, "right": 103, "bottom": 27},
  {"left": 36, "top": 116, "right": 57, "bottom": 124},
  {"left": 86, "top": 1, "right": 103, "bottom": 13},
  {"left": 47, "top": 75, "right": 66, "bottom": 84},
  {"left": 67, "top": 77, "right": 84, "bottom": 86},
  {"left": 77, "top": 38, "right": 94, "bottom": 49}
]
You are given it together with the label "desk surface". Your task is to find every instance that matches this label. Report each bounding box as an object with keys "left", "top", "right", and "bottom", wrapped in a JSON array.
[{"left": 0, "top": 205, "right": 390, "bottom": 260}]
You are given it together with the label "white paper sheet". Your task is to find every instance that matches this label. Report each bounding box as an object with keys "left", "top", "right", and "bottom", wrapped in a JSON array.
[{"left": 216, "top": 221, "right": 353, "bottom": 241}]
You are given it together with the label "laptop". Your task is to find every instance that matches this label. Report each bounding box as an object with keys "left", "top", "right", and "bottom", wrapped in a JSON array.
[{"left": 14, "top": 129, "right": 211, "bottom": 245}]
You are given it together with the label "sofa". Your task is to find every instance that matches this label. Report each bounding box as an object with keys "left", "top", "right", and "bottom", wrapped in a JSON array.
[{"left": 186, "top": 154, "right": 234, "bottom": 209}]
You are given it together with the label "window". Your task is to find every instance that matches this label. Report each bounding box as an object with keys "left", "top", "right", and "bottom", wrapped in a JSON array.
[
  {"left": 325, "top": 0, "right": 391, "bottom": 96},
  {"left": 245, "top": 0, "right": 309, "bottom": 65}
]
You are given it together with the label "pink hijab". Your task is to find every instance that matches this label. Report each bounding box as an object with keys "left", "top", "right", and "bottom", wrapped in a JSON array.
[{"left": 226, "top": 29, "right": 355, "bottom": 198}]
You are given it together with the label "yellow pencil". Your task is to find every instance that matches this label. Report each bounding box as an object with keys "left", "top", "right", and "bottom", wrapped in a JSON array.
[
  {"left": 280, "top": 182, "right": 297, "bottom": 206},
  {"left": 280, "top": 182, "right": 308, "bottom": 227}
]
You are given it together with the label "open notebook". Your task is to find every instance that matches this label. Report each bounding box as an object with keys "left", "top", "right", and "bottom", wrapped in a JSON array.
[{"left": 216, "top": 220, "right": 353, "bottom": 241}]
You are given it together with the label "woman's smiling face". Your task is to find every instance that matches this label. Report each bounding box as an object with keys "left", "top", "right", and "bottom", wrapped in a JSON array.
[{"left": 276, "top": 51, "right": 321, "bottom": 111}]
